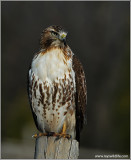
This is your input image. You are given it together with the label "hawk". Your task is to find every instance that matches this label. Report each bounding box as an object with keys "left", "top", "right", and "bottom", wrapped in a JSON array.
[{"left": 27, "top": 25, "right": 87, "bottom": 142}]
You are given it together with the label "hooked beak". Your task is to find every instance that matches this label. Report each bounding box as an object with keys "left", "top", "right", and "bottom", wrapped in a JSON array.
[{"left": 59, "top": 32, "right": 67, "bottom": 42}]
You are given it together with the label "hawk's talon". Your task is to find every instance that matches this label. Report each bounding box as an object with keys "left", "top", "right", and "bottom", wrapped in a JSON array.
[
  {"left": 66, "top": 134, "right": 72, "bottom": 139},
  {"left": 32, "top": 133, "right": 38, "bottom": 138},
  {"left": 55, "top": 133, "right": 72, "bottom": 139}
]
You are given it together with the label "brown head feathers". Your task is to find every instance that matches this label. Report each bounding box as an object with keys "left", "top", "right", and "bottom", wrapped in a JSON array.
[{"left": 40, "top": 25, "right": 68, "bottom": 50}]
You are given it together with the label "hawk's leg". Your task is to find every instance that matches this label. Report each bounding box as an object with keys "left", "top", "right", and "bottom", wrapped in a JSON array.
[{"left": 53, "top": 123, "right": 72, "bottom": 139}]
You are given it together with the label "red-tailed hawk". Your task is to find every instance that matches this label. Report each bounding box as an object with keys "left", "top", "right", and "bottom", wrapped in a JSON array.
[{"left": 27, "top": 25, "right": 87, "bottom": 142}]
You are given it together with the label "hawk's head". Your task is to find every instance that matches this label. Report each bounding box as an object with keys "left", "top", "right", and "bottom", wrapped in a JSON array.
[{"left": 40, "top": 25, "right": 68, "bottom": 49}]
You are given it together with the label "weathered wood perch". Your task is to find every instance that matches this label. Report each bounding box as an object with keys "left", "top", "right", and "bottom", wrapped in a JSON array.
[{"left": 34, "top": 136, "right": 79, "bottom": 159}]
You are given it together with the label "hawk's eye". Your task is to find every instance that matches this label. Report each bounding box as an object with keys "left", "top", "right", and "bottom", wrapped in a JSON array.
[{"left": 51, "top": 31, "right": 58, "bottom": 36}]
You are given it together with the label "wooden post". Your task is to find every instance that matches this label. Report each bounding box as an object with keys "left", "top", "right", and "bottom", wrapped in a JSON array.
[{"left": 34, "top": 136, "right": 79, "bottom": 159}]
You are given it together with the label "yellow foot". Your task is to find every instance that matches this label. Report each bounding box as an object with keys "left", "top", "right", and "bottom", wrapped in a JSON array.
[
  {"left": 54, "top": 133, "right": 72, "bottom": 139},
  {"left": 32, "top": 132, "right": 71, "bottom": 139},
  {"left": 32, "top": 123, "right": 71, "bottom": 139},
  {"left": 32, "top": 132, "right": 47, "bottom": 138}
]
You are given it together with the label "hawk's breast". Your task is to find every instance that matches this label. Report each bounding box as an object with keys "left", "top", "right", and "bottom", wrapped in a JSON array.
[
  {"left": 29, "top": 48, "right": 76, "bottom": 133},
  {"left": 31, "top": 48, "right": 73, "bottom": 82}
]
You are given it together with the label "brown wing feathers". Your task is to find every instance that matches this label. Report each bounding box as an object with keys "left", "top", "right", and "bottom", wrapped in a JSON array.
[{"left": 72, "top": 55, "right": 87, "bottom": 142}]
